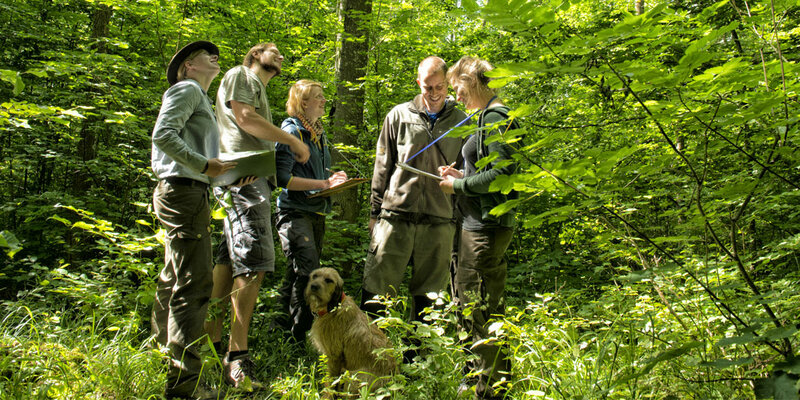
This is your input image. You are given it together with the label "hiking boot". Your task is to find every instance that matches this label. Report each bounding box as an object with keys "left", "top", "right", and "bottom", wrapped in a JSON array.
[
  {"left": 224, "top": 356, "right": 265, "bottom": 391},
  {"left": 165, "top": 380, "right": 223, "bottom": 399}
]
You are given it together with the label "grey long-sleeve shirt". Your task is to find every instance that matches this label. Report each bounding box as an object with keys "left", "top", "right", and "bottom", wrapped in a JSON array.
[{"left": 151, "top": 79, "right": 219, "bottom": 183}]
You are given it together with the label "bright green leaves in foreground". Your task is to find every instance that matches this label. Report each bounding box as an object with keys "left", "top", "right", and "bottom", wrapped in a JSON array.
[
  {"left": 475, "top": 0, "right": 800, "bottom": 396},
  {"left": 2, "top": 0, "right": 800, "bottom": 398}
]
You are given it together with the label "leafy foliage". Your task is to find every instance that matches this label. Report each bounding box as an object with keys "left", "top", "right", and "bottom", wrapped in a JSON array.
[{"left": 2, "top": 0, "right": 800, "bottom": 399}]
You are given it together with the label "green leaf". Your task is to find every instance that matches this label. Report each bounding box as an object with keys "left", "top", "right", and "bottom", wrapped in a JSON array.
[
  {"left": 24, "top": 68, "right": 49, "bottom": 78},
  {"left": 489, "top": 198, "right": 522, "bottom": 216},
  {"left": 49, "top": 215, "right": 72, "bottom": 226},
  {"left": 699, "top": 357, "right": 753, "bottom": 369},
  {"left": 703, "top": 58, "right": 748, "bottom": 77},
  {"left": 678, "top": 21, "right": 739, "bottom": 72},
  {"left": 489, "top": 62, "right": 547, "bottom": 77},
  {"left": 508, "top": 104, "right": 536, "bottom": 118},
  {"left": 476, "top": 152, "right": 500, "bottom": 170},
  {"left": 61, "top": 109, "right": 87, "bottom": 119},
  {"left": 523, "top": 205, "right": 576, "bottom": 228},
  {"left": 212, "top": 207, "right": 227, "bottom": 220},
  {"left": 774, "top": 358, "right": 800, "bottom": 374},
  {"left": 0, "top": 69, "right": 24, "bottom": 96},
  {"left": 72, "top": 221, "right": 95, "bottom": 231},
  {"left": 489, "top": 174, "right": 516, "bottom": 193},
  {"left": 716, "top": 332, "right": 759, "bottom": 347},
  {"left": 460, "top": 0, "right": 479, "bottom": 13},
  {"left": 614, "top": 341, "right": 703, "bottom": 385},
  {"left": 754, "top": 372, "right": 799, "bottom": 400},
  {"left": 762, "top": 326, "right": 798, "bottom": 341},
  {"left": 620, "top": 269, "right": 653, "bottom": 283},
  {"left": 0, "top": 230, "right": 22, "bottom": 258}
]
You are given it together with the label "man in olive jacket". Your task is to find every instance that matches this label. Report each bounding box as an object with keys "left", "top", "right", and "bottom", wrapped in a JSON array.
[{"left": 362, "top": 56, "right": 467, "bottom": 332}]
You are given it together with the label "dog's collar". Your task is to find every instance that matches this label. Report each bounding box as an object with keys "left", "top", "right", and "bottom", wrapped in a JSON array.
[{"left": 314, "top": 292, "right": 346, "bottom": 317}]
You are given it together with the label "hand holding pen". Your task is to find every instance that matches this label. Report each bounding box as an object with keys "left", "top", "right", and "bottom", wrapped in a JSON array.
[
  {"left": 438, "top": 161, "right": 463, "bottom": 179},
  {"left": 326, "top": 168, "right": 348, "bottom": 188}
]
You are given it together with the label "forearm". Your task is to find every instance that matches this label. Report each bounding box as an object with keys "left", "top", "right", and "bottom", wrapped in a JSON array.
[
  {"left": 286, "top": 176, "right": 328, "bottom": 191},
  {"left": 237, "top": 110, "right": 299, "bottom": 146},
  {"left": 455, "top": 168, "right": 501, "bottom": 195},
  {"left": 456, "top": 144, "right": 515, "bottom": 195}
]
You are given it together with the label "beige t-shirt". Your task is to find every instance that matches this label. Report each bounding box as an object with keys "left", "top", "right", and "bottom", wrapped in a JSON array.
[
  {"left": 216, "top": 65, "right": 275, "bottom": 154},
  {"left": 215, "top": 65, "right": 277, "bottom": 191}
]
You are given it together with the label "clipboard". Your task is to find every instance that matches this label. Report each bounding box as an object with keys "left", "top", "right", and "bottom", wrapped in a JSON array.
[
  {"left": 396, "top": 162, "right": 443, "bottom": 181},
  {"left": 211, "top": 150, "right": 276, "bottom": 187},
  {"left": 307, "top": 178, "right": 368, "bottom": 198}
]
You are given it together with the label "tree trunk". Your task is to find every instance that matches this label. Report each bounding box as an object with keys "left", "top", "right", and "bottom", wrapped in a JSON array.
[
  {"left": 74, "top": 5, "right": 110, "bottom": 192},
  {"left": 331, "top": 0, "right": 371, "bottom": 224},
  {"left": 635, "top": 0, "right": 645, "bottom": 15},
  {"left": 330, "top": 0, "right": 372, "bottom": 276},
  {"left": 90, "top": 5, "right": 111, "bottom": 52}
]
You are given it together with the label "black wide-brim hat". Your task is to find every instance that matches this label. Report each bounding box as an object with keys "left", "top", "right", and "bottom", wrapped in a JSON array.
[{"left": 166, "top": 41, "right": 219, "bottom": 86}]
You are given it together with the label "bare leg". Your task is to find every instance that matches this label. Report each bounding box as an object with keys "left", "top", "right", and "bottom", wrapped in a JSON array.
[
  {"left": 205, "top": 263, "right": 233, "bottom": 344},
  {"left": 229, "top": 271, "right": 265, "bottom": 352}
]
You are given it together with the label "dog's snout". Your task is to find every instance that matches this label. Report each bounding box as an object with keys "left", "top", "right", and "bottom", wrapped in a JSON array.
[{"left": 310, "top": 283, "right": 320, "bottom": 292}]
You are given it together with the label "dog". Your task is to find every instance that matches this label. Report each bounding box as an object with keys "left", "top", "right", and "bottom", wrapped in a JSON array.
[{"left": 304, "top": 267, "right": 396, "bottom": 394}]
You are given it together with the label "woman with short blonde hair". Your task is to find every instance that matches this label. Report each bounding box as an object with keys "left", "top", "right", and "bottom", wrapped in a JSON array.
[
  {"left": 273, "top": 79, "right": 348, "bottom": 342},
  {"left": 446, "top": 56, "right": 495, "bottom": 105},
  {"left": 439, "top": 55, "right": 519, "bottom": 400},
  {"left": 285, "top": 79, "right": 323, "bottom": 118}
]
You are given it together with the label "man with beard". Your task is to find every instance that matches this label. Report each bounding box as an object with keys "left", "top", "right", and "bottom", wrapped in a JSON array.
[
  {"left": 206, "top": 42, "right": 310, "bottom": 390},
  {"left": 361, "top": 57, "right": 467, "bottom": 361}
]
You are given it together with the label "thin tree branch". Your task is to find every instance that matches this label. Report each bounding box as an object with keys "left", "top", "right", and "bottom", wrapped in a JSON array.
[
  {"left": 675, "top": 91, "right": 800, "bottom": 191},
  {"left": 604, "top": 58, "right": 790, "bottom": 358},
  {"left": 529, "top": 117, "right": 647, "bottom": 130}
]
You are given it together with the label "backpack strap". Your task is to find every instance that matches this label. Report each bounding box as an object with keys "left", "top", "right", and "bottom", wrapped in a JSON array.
[{"left": 476, "top": 106, "right": 517, "bottom": 162}]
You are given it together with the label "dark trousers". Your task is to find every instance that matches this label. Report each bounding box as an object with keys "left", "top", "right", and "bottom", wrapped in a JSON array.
[
  {"left": 454, "top": 227, "right": 514, "bottom": 397},
  {"left": 276, "top": 209, "right": 325, "bottom": 342},
  {"left": 151, "top": 179, "right": 213, "bottom": 388}
]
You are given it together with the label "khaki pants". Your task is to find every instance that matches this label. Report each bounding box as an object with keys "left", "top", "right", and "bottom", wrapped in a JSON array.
[
  {"left": 362, "top": 214, "right": 455, "bottom": 298},
  {"left": 455, "top": 227, "right": 513, "bottom": 397},
  {"left": 151, "top": 180, "right": 214, "bottom": 388}
]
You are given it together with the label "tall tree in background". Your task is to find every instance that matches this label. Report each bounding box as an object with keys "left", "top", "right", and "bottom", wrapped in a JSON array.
[
  {"left": 74, "top": 4, "right": 112, "bottom": 193},
  {"left": 331, "top": 0, "right": 372, "bottom": 226},
  {"left": 635, "top": 0, "right": 645, "bottom": 15},
  {"left": 327, "top": 0, "right": 373, "bottom": 276}
]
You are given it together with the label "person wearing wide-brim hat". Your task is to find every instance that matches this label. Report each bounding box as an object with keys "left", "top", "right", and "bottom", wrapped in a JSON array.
[{"left": 150, "top": 40, "right": 235, "bottom": 400}]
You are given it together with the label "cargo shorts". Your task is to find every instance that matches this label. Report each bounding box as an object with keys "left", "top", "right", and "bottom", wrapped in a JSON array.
[{"left": 214, "top": 180, "right": 275, "bottom": 277}]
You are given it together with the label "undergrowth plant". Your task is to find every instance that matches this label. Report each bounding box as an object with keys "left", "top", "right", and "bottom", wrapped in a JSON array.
[{"left": 0, "top": 303, "right": 164, "bottom": 400}]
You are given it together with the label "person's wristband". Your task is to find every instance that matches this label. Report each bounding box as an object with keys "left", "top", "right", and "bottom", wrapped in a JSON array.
[{"left": 201, "top": 161, "right": 209, "bottom": 174}]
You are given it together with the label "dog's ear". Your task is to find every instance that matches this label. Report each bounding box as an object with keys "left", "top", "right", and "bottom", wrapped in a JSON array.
[{"left": 328, "top": 279, "right": 344, "bottom": 313}]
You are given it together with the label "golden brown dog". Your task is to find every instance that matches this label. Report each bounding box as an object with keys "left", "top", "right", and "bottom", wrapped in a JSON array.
[{"left": 304, "top": 267, "right": 396, "bottom": 394}]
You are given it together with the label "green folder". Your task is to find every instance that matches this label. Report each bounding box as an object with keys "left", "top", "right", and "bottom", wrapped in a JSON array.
[{"left": 211, "top": 150, "right": 276, "bottom": 187}]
